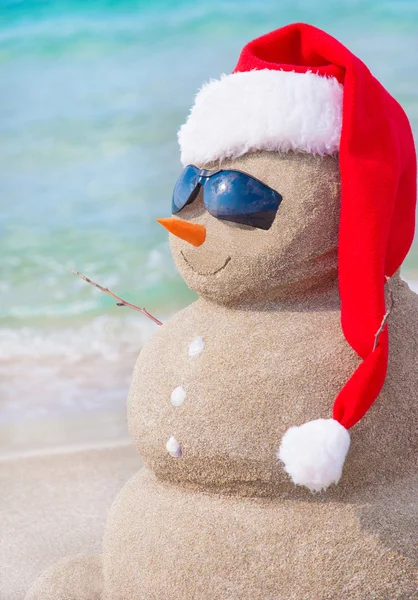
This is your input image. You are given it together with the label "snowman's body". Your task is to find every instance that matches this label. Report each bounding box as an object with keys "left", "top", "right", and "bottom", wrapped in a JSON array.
[
  {"left": 100, "top": 282, "right": 417, "bottom": 599},
  {"left": 26, "top": 150, "right": 417, "bottom": 599},
  {"left": 128, "top": 293, "right": 356, "bottom": 494}
]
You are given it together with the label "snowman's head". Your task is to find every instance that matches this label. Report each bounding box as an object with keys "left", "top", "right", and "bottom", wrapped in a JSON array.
[
  {"left": 160, "top": 150, "right": 340, "bottom": 305},
  {"left": 157, "top": 68, "right": 344, "bottom": 305}
]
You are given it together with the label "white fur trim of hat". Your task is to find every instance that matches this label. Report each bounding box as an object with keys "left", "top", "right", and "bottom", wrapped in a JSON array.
[{"left": 178, "top": 69, "right": 343, "bottom": 166}]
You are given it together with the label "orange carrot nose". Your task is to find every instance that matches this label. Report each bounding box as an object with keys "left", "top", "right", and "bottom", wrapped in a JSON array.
[{"left": 156, "top": 218, "right": 206, "bottom": 247}]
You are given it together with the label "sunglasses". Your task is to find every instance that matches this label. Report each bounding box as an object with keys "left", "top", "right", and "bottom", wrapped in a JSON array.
[{"left": 172, "top": 165, "right": 283, "bottom": 230}]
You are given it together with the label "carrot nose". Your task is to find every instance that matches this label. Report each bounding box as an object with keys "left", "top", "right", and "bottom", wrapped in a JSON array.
[{"left": 156, "top": 218, "right": 206, "bottom": 247}]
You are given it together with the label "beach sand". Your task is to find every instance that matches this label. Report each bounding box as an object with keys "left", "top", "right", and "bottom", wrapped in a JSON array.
[{"left": 0, "top": 442, "right": 141, "bottom": 600}]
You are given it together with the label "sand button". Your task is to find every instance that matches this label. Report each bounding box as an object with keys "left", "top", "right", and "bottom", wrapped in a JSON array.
[
  {"left": 166, "top": 436, "right": 182, "bottom": 458},
  {"left": 170, "top": 385, "right": 186, "bottom": 407},
  {"left": 188, "top": 336, "right": 205, "bottom": 357}
]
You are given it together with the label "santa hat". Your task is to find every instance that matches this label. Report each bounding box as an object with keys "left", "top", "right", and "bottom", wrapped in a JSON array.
[{"left": 178, "top": 23, "right": 417, "bottom": 492}]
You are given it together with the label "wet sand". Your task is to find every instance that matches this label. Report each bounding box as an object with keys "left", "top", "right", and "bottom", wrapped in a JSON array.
[{"left": 0, "top": 442, "right": 141, "bottom": 600}]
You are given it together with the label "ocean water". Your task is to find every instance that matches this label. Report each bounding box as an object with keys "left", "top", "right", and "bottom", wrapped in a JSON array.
[{"left": 1, "top": 0, "right": 418, "bottom": 452}]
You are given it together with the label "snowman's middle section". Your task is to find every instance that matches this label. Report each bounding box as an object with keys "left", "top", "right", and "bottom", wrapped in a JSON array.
[{"left": 127, "top": 297, "right": 359, "bottom": 497}]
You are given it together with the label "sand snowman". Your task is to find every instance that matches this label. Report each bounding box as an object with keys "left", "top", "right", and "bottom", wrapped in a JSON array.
[{"left": 27, "top": 23, "right": 417, "bottom": 600}]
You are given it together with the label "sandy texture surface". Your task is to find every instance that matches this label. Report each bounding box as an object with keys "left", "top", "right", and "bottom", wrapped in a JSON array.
[
  {"left": 103, "top": 468, "right": 417, "bottom": 600},
  {"left": 0, "top": 442, "right": 140, "bottom": 600}
]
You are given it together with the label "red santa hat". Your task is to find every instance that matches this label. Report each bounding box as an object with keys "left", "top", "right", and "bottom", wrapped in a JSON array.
[{"left": 178, "top": 23, "right": 417, "bottom": 492}]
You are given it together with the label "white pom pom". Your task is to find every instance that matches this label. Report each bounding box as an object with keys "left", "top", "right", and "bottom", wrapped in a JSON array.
[{"left": 277, "top": 419, "right": 350, "bottom": 492}]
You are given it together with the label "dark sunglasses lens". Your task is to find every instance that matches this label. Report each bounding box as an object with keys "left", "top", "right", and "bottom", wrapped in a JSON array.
[
  {"left": 204, "top": 172, "right": 282, "bottom": 230},
  {"left": 172, "top": 165, "right": 200, "bottom": 214}
]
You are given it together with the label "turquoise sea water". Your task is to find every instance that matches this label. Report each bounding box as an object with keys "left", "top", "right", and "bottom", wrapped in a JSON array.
[{"left": 1, "top": 0, "right": 417, "bottom": 451}]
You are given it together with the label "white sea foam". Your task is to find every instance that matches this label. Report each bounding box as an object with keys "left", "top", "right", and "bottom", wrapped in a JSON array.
[
  {"left": 0, "top": 314, "right": 160, "bottom": 361},
  {"left": 0, "top": 313, "right": 170, "bottom": 428}
]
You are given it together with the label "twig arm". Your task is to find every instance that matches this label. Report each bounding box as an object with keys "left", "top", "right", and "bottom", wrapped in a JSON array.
[{"left": 71, "top": 270, "right": 163, "bottom": 326}]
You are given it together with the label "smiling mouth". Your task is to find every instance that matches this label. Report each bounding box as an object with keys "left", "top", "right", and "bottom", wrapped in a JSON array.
[{"left": 180, "top": 250, "right": 231, "bottom": 276}]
